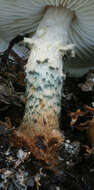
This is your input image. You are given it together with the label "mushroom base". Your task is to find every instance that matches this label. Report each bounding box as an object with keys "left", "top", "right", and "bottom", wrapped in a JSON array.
[{"left": 14, "top": 110, "right": 64, "bottom": 168}]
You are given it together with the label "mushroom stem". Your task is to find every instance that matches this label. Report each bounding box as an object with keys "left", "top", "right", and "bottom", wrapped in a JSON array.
[{"left": 18, "top": 7, "right": 74, "bottom": 165}]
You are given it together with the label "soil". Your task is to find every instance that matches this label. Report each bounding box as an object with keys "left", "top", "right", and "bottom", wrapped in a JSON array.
[{"left": 0, "top": 46, "right": 94, "bottom": 190}]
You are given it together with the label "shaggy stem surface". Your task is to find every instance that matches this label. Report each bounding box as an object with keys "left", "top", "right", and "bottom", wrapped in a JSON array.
[{"left": 19, "top": 7, "right": 74, "bottom": 148}]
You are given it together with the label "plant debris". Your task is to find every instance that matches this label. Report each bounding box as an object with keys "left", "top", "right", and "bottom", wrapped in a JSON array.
[{"left": 0, "top": 40, "right": 94, "bottom": 189}]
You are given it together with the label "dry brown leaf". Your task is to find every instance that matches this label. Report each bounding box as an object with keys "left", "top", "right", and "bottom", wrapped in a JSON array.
[
  {"left": 83, "top": 145, "right": 92, "bottom": 154},
  {"left": 88, "top": 117, "right": 94, "bottom": 144},
  {"left": 69, "top": 109, "right": 87, "bottom": 126},
  {"left": 0, "top": 117, "right": 12, "bottom": 129}
]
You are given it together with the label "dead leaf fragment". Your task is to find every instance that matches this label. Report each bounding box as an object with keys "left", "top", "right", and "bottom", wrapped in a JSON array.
[{"left": 88, "top": 117, "right": 94, "bottom": 145}]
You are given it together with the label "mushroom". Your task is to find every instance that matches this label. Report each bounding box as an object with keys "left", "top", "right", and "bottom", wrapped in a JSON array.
[{"left": 0, "top": 0, "right": 94, "bottom": 166}]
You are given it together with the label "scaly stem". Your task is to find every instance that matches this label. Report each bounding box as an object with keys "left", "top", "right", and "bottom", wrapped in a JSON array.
[{"left": 18, "top": 7, "right": 74, "bottom": 165}]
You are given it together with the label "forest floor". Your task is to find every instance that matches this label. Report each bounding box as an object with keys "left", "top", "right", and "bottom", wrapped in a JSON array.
[{"left": 0, "top": 44, "right": 94, "bottom": 190}]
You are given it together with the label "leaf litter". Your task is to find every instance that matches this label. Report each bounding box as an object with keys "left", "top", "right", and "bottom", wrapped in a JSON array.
[{"left": 0, "top": 37, "right": 94, "bottom": 190}]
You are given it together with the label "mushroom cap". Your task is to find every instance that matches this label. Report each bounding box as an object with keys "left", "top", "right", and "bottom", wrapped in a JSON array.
[{"left": 0, "top": 0, "right": 94, "bottom": 58}]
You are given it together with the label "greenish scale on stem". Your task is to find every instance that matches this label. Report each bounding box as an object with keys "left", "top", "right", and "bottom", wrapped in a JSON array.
[
  {"left": 24, "top": 58, "right": 63, "bottom": 123},
  {"left": 17, "top": 7, "right": 75, "bottom": 167},
  {"left": 19, "top": 7, "right": 74, "bottom": 135}
]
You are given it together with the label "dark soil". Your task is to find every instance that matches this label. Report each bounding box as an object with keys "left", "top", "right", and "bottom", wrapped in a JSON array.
[{"left": 0, "top": 47, "right": 94, "bottom": 190}]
